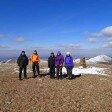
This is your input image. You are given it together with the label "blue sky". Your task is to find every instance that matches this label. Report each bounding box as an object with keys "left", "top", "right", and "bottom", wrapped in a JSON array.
[{"left": 0, "top": 0, "right": 112, "bottom": 57}]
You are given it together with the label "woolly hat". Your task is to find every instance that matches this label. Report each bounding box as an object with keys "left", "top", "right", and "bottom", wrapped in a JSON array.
[{"left": 66, "top": 52, "right": 70, "bottom": 55}]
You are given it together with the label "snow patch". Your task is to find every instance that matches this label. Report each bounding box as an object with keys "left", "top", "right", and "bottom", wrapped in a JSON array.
[
  {"left": 14, "top": 67, "right": 108, "bottom": 76},
  {"left": 5, "top": 59, "right": 12, "bottom": 64},
  {"left": 0, "top": 59, "right": 12, "bottom": 64},
  {"left": 62, "top": 67, "right": 108, "bottom": 76},
  {"left": 74, "top": 59, "right": 80, "bottom": 63}
]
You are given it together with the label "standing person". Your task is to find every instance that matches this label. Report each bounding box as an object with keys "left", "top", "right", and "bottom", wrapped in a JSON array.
[
  {"left": 65, "top": 52, "right": 74, "bottom": 80},
  {"left": 55, "top": 51, "right": 64, "bottom": 79},
  {"left": 17, "top": 51, "right": 29, "bottom": 80},
  {"left": 29, "top": 50, "right": 40, "bottom": 78},
  {"left": 48, "top": 52, "right": 55, "bottom": 79}
]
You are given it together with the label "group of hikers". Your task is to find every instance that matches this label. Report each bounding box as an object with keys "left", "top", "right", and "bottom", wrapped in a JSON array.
[{"left": 17, "top": 50, "right": 74, "bottom": 80}]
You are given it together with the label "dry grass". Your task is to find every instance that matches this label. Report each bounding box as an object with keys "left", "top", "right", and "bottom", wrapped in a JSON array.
[{"left": 0, "top": 63, "right": 112, "bottom": 112}]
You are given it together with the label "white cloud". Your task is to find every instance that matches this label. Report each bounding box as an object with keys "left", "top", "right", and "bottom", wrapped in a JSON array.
[
  {"left": 85, "top": 26, "right": 112, "bottom": 48},
  {"left": 0, "top": 45, "right": 9, "bottom": 49},
  {"left": 102, "top": 41, "right": 112, "bottom": 48},
  {"left": 102, "top": 37, "right": 112, "bottom": 48},
  {"left": 15, "top": 37, "right": 25, "bottom": 42},
  {"left": 88, "top": 38, "right": 97, "bottom": 43},
  {"left": 85, "top": 26, "right": 112, "bottom": 38},
  {"left": 57, "top": 44, "right": 81, "bottom": 50},
  {"left": 84, "top": 32, "right": 102, "bottom": 38},
  {"left": 101, "top": 26, "right": 112, "bottom": 37},
  {"left": 0, "top": 45, "right": 112, "bottom": 57},
  {"left": 107, "top": 37, "right": 112, "bottom": 41}
]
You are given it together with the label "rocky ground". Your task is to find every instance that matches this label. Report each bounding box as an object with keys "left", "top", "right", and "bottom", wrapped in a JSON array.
[{"left": 0, "top": 63, "right": 112, "bottom": 112}]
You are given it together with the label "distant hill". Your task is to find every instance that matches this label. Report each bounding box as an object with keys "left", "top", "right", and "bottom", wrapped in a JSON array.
[
  {"left": 86, "top": 55, "right": 112, "bottom": 64},
  {"left": 0, "top": 57, "right": 17, "bottom": 64},
  {"left": 74, "top": 55, "right": 112, "bottom": 64},
  {"left": 0, "top": 55, "right": 112, "bottom": 65}
]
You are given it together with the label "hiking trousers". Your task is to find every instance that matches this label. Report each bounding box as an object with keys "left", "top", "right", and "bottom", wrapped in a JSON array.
[
  {"left": 56, "top": 66, "right": 63, "bottom": 79},
  {"left": 19, "top": 66, "right": 27, "bottom": 79},
  {"left": 66, "top": 67, "right": 73, "bottom": 78},
  {"left": 49, "top": 67, "right": 55, "bottom": 78},
  {"left": 32, "top": 62, "right": 40, "bottom": 77}
]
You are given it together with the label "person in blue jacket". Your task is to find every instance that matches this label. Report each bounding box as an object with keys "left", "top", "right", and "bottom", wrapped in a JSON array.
[{"left": 65, "top": 52, "right": 74, "bottom": 79}]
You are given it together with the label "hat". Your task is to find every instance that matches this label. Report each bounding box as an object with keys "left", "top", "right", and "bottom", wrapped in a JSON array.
[
  {"left": 34, "top": 50, "right": 37, "bottom": 53},
  {"left": 57, "top": 51, "right": 61, "bottom": 54},
  {"left": 66, "top": 52, "right": 70, "bottom": 55},
  {"left": 51, "top": 52, "right": 54, "bottom": 54},
  {"left": 22, "top": 51, "right": 25, "bottom": 53}
]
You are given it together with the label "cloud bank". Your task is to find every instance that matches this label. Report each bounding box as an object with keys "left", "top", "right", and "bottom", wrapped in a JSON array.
[{"left": 0, "top": 26, "right": 112, "bottom": 57}]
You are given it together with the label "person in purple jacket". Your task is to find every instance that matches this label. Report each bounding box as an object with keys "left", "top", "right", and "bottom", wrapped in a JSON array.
[
  {"left": 65, "top": 52, "right": 74, "bottom": 80},
  {"left": 55, "top": 51, "right": 64, "bottom": 79}
]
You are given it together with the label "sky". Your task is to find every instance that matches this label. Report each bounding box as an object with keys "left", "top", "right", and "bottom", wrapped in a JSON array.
[{"left": 0, "top": 0, "right": 112, "bottom": 57}]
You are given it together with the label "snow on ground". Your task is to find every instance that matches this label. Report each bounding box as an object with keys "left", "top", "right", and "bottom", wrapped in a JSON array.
[
  {"left": 5, "top": 59, "right": 12, "bottom": 64},
  {"left": 14, "top": 66, "right": 108, "bottom": 76},
  {"left": 40, "top": 66, "right": 109, "bottom": 76},
  {"left": 74, "top": 59, "right": 80, "bottom": 63},
  {"left": 62, "top": 67, "right": 108, "bottom": 76}
]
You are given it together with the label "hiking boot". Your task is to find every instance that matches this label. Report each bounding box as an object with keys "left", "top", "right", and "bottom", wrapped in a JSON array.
[
  {"left": 32, "top": 75, "right": 36, "bottom": 78},
  {"left": 68, "top": 77, "right": 72, "bottom": 80},
  {"left": 19, "top": 78, "right": 23, "bottom": 80},
  {"left": 39, "top": 75, "right": 42, "bottom": 78}
]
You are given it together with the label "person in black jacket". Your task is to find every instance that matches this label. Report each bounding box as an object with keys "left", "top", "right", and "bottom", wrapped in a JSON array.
[
  {"left": 17, "top": 51, "right": 29, "bottom": 80},
  {"left": 48, "top": 52, "right": 55, "bottom": 79}
]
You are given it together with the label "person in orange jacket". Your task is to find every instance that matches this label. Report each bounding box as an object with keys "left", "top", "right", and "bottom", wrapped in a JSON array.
[{"left": 29, "top": 50, "right": 40, "bottom": 78}]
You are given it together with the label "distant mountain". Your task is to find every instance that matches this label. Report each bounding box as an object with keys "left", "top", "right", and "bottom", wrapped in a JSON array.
[
  {"left": 0, "top": 57, "right": 17, "bottom": 64},
  {"left": 86, "top": 55, "right": 112, "bottom": 64},
  {"left": 74, "top": 55, "right": 112, "bottom": 64},
  {"left": 0, "top": 55, "right": 112, "bottom": 65}
]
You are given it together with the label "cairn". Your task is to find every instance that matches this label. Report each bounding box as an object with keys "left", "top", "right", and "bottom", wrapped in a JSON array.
[{"left": 79, "top": 57, "right": 87, "bottom": 68}]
